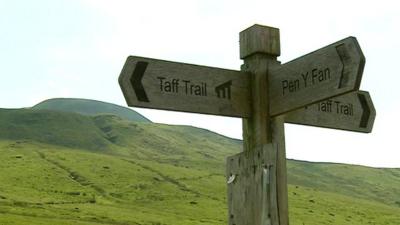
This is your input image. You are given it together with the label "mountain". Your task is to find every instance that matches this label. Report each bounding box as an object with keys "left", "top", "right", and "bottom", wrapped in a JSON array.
[
  {"left": 0, "top": 108, "right": 113, "bottom": 151},
  {"left": 0, "top": 102, "right": 399, "bottom": 225},
  {"left": 33, "top": 98, "right": 151, "bottom": 122}
]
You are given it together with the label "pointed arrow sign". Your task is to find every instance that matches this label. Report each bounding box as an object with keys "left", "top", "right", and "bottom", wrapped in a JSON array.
[
  {"left": 119, "top": 56, "right": 251, "bottom": 117},
  {"left": 130, "top": 61, "right": 149, "bottom": 102},
  {"left": 285, "top": 91, "right": 376, "bottom": 133},
  {"left": 269, "top": 37, "right": 365, "bottom": 116}
]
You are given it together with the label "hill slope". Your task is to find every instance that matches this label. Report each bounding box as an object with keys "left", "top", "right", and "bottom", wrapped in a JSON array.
[
  {"left": 33, "top": 98, "right": 151, "bottom": 122},
  {"left": 0, "top": 106, "right": 399, "bottom": 225},
  {"left": 288, "top": 159, "right": 400, "bottom": 207},
  {"left": 0, "top": 109, "right": 112, "bottom": 151}
]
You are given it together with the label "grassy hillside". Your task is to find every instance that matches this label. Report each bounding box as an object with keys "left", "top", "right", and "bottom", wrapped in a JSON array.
[
  {"left": 288, "top": 160, "right": 400, "bottom": 207},
  {"left": 0, "top": 109, "right": 112, "bottom": 151},
  {"left": 0, "top": 106, "right": 399, "bottom": 225},
  {"left": 33, "top": 98, "right": 151, "bottom": 122}
]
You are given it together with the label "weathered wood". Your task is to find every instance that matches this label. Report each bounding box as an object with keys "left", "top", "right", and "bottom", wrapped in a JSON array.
[
  {"left": 241, "top": 55, "right": 278, "bottom": 151},
  {"left": 227, "top": 144, "right": 278, "bottom": 225},
  {"left": 269, "top": 37, "right": 365, "bottom": 116},
  {"left": 119, "top": 56, "right": 251, "bottom": 117},
  {"left": 239, "top": 25, "right": 287, "bottom": 225},
  {"left": 119, "top": 36, "right": 365, "bottom": 120},
  {"left": 285, "top": 90, "right": 375, "bottom": 133},
  {"left": 271, "top": 116, "right": 289, "bottom": 225},
  {"left": 240, "top": 25, "right": 280, "bottom": 151},
  {"left": 240, "top": 24, "right": 280, "bottom": 59}
]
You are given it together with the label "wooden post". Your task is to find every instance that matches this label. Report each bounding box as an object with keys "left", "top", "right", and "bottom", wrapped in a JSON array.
[
  {"left": 271, "top": 115, "right": 289, "bottom": 225},
  {"left": 227, "top": 144, "right": 278, "bottom": 225},
  {"left": 240, "top": 24, "right": 280, "bottom": 151},
  {"left": 227, "top": 24, "right": 289, "bottom": 225}
]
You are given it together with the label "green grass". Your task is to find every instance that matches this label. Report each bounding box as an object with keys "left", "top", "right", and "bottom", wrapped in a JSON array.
[
  {"left": 287, "top": 160, "right": 400, "bottom": 207},
  {"left": 1, "top": 140, "right": 399, "bottom": 225},
  {"left": 0, "top": 140, "right": 227, "bottom": 225},
  {"left": 0, "top": 106, "right": 399, "bottom": 225},
  {"left": 288, "top": 185, "right": 400, "bottom": 225}
]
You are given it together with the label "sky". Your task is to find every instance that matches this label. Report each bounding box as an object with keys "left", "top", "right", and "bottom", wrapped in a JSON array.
[{"left": 0, "top": 0, "right": 399, "bottom": 167}]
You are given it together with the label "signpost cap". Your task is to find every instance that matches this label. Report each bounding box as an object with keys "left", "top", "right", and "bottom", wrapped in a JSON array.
[{"left": 240, "top": 24, "right": 280, "bottom": 59}]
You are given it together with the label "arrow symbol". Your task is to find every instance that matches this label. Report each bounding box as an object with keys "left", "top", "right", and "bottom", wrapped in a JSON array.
[
  {"left": 335, "top": 38, "right": 365, "bottom": 90},
  {"left": 130, "top": 61, "right": 150, "bottom": 102},
  {"left": 336, "top": 43, "right": 351, "bottom": 89},
  {"left": 358, "top": 92, "right": 371, "bottom": 128}
]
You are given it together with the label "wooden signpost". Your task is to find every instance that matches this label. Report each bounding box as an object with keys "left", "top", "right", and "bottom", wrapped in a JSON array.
[
  {"left": 119, "top": 24, "right": 375, "bottom": 225},
  {"left": 119, "top": 38, "right": 365, "bottom": 119}
]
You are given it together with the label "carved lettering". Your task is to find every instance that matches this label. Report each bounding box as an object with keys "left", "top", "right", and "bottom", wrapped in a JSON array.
[
  {"left": 311, "top": 99, "right": 354, "bottom": 116},
  {"left": 282, "top": 79, "right": 300, "bottom": 95},
  {"left": 158, "top": 77, "right": 207, "bottom": 96},
  {"left": 281, "top": 67, "right": 331, "bottom": 96}
]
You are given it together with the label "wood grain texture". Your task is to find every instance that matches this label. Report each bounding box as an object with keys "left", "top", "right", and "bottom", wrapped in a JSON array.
[
  {"left": 240, "top": 24, "right": 280, "bottom": 59},
  {"left": 241, "top": 55, "right": 280, "bottom": 151},
  {"left": 239, "top": 24, "right": 288, "bottom": 225},
  {"left": 269, "top": 37, "right": 365, "bottom": 116},
  {"left": 271, "top": 116, "right": 289, "bottom": 225},
  {"left": 285, "top": 90, "right": 375, "bottom": 133},
  {"left": 227, "top": 144, "right": 278, "bottom": 225},
  {"left": 119, "top": 56, "right": 251, "bottom": 117}
]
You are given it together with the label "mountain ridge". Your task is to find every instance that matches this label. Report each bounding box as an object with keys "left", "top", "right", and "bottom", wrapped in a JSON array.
[{"left": 33, "top": 98, "right": 151, "bottom": 123}]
